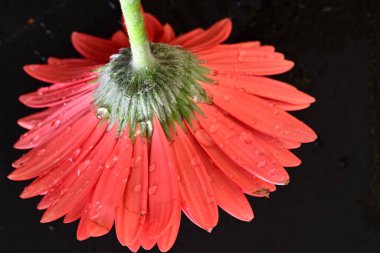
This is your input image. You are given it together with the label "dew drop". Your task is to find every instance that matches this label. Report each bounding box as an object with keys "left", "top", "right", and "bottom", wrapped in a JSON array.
[
  {"left": 149, "top": 185, "right": 157, "bottom": 195},
  {"left": 224, "top": 94, "right": 231, "bottom": 101},
  {"left": 96, "top": 107, "right": 109, "bottom": 119},
  {"left": 239, "top": 50, "right": 246, "bottom": 56},
  {"left": 133, "top": 184, "right": 142, "bottom": 193},
  {"left": 209, "top": 123, "right": 220, "bottom": 134},
  {"left": 191, "top": 157, "right": 201, "bottom": 166},
  {"left": 51, "top": 119, "right": 61, "bottom": 129},
  {"left": 133, "top": 156, "right": 142, "bottom": 168},
  {"left": 149, "top": 164, "right": 156, "bottom": 172},
  {"left": 31, "top": 135, "right": 40, "bottom": 144},
  {"left": 240, "top": 132, "right": 253, "bottom": 144},
  {"left": 37, "top": 149, "right": 46, "bottom": 157},
  {"left": 195, "top": 129, "right": 215, "bottom": 147},
  {"left": 257, "top": 160, "right": 267, "bottom": 168},
  {"left": 207, "top": 196, "right": 215, "bottom": 204},
  {"left": 210, "top": 70, "right": 219, "bottom": 76}
]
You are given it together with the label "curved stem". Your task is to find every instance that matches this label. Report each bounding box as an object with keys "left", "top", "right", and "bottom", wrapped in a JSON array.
[{"left": 119, "top": 0, "right": 155, "bottom": 70}]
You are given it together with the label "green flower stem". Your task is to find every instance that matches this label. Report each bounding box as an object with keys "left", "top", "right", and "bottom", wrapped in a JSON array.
[{"left": 119, "top": 0, "right": 155, "bottom": 70}]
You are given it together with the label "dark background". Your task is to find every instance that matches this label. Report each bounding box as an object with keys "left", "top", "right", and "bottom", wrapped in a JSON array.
[{"left": 0, "top": 0, "right": 380, "bottom": 252}]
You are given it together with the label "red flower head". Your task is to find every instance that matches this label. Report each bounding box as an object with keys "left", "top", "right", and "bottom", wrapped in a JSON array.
[{"left": 10, "top": 2, "right": 316, "bottom": 252}]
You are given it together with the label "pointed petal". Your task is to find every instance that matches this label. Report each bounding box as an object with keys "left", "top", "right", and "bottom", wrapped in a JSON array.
[
  {"left": 203, "top": 84, "right": 317, "bottom": 143},
  {"left": 15, "top": 95, "right": 93, "bottom": 149},
  {"left": 147, "top": 118, "right": 180, "bottom": 238},
  {"left": 205, "top": 157, "right": 254, "bottom": 221},
  {"left": 116, "top": 134, "right": 149, "bottom": 246},
  {"left": 23, "top": 63, "right": 98, "bottom": 84},
  {"left": 212, "top": 74, "right": 315, "bottom": 105},
  {"left": 170, "top": 28, "right": 205, "bottom": 45},
  {"left": 189, "top": 120, "right": 276, "bottom": 195},
  {"left": 18, "top": 107, "right": 59, "bottom": 129},
  {"left": 40, "top": 127, "right": 118, "bottom": 223},
  {"left": 206, "top": 60, "right": 294, "bottom": 76},
  {"left": 171, "top": 125, "right": 218, "bottom": 231},
  {"left": 179, "top": 19, "right": 232, "bottom": 51},
  {"left": 71, "top": 32, "right": 120, "bottom": 62},
  {"left": 144, "top": 13, "right": 165, "bottom": 42},
  {"left": 157, "top": 208, "right": 181, "bottom": 252},
  {"left": 196, "top": 104, "right": 290, "bottom": 185},
  {"left": 10, "top": 111, "right": 98, "bottom": 180},
  {"left": 87, "top": 131, "right": 133, "bottom": 233},
  {"left": 158, "top": 24, "right": 176, "bottom": 43},
  {"left": 111, "top": 30, "right": 130, "bottom": 47}
]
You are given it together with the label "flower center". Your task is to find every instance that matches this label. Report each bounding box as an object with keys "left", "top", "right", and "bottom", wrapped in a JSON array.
[{"left": 94, "top": 43, "right": 213, "bottom": 139}]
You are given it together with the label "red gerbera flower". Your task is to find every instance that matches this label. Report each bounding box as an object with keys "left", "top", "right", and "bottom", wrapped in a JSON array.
[{"left": 10, "top": 1, "right": 316, "bottom": 252}]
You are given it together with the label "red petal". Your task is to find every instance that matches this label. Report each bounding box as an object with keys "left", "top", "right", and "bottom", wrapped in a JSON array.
[
  {"left": 71, "top": 32, "right": 120, "bottom": 62},
  {"left": 10, "top": 111, "right": 98, "bottom": 180},
  {"left": 158, "top": 24, "right": 176, "bottom": 43},
  {"left": 265, "top": 99, "right": 312, "bottom": 111},
  {"left": 179, "top": 19, "right": 232, "bottom": 52},
  {"left": 147, "top": 118, "right": 180, "bottom": 238},
  {"left": 40, "top": 127, "right": 118, "bottom": 223},
  {"left": 206, "top": 60, "right": 294, "bottom": 76},
  {"left": 170, "top": 28, "right": 205, "bottom": 45},
  {"left": 15, "top": 95, "right": 93, "bottom": 149},
  {"left": 23, "top": 64, "right": 98, "bottom": 84},
  {"left": 171, "top": 125, "right": 218, "bottom": 231},
  {"left": 87, "top": 131, "right": 133, "bottom": 233},
  {"left": 189, "top": 120, "right": 276, "bottom": 195},
  {"left": 213, "top": 74, "right": 315, "bottom": 105},
  {"left": 157, "top": 214, "right": 181, "bottom": 252},
  {"left": 144, "top": 13, "right": 165, "bottom": 41},
  {"left": 111, "top": 30, "right": 130, "bottom": 47},
  {"left": 206, "top": 159, "right": 254, "bottom": 221},
  {"left": 196, "top": 104, "right": 290, "bottom": 185},
  {"left": 64, "top": 194, "right": 90, "bottom": 223},
  {"left": 18, "top": 107, "right": 59, "bottom": 130},
  {"left": 116, "top": 134, "right": 149, "bottom": 246},
  {"left": 203, "top": 84, "right": 317, "bottom": 143}
]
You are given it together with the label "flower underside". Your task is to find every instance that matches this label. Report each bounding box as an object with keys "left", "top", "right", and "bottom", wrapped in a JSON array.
[{"left": 94, "top": 43, "right": 213, "bottom": 139}]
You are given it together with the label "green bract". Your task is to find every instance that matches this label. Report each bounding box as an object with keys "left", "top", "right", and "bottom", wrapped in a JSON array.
[{"left": 94, "top": 43, "right": 213, "bottom": 140}]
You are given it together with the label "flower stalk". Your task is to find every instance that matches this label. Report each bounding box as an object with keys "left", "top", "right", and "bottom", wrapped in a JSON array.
[{"left": 119, "top": 0, "right": 155, "bottom": 70}]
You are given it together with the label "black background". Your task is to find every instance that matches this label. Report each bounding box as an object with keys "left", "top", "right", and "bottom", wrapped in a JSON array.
[{"left": 1, "top": 0, "right": 380, "bottom": 252}]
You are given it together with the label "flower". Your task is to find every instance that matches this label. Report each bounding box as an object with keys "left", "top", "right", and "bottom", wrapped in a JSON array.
[{"left": 10, "top": 10, "right": 316, "bottom": 253}]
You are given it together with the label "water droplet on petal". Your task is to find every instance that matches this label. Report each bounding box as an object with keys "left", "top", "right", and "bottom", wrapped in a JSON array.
[
  {"left": 133, "top": 156, "right": 142, "bottom": 168},
  {"left": 257, "top": 160, "right": 267, "bottom": 168},
  {"left": 31, "top": 135, "right": 40, "bottom": 144},
  {"left": 240, "top": 132, "right": 253, "bottom": 144},
  {"left": 149, "top": 185, "right": 157, "bottom": 195},
  {"left": 207, "top": 196, "right": 215, "bottom": 204},
  {"left": 51, "top": 119, "right": 61, "bottom": 129},
  {"left": 149, "top": 164, "right": 156, "bottom": 172},
  {"left": 195, "top": 129, "right": 215, "bottom": 147},
  {"left": 96, "top": 107, "right": 109, "bottom": 119},
  {"left": 210, "top": 70, "right": 219, "bottom": 76},
  {"left": 191, "top": 157, "right": 201, "bottom": 166},
  {"left": 133, "top": 184, "right": 142, "bottom": 193},
  {"left": 224, "top": 94, "right": 231, "bottom": 101},
  {"left": 209, "top": 123, "right": 220, "bottom": 134},
  {"left": 37, "top": 149, "right": 46, "bottom": 157}
]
